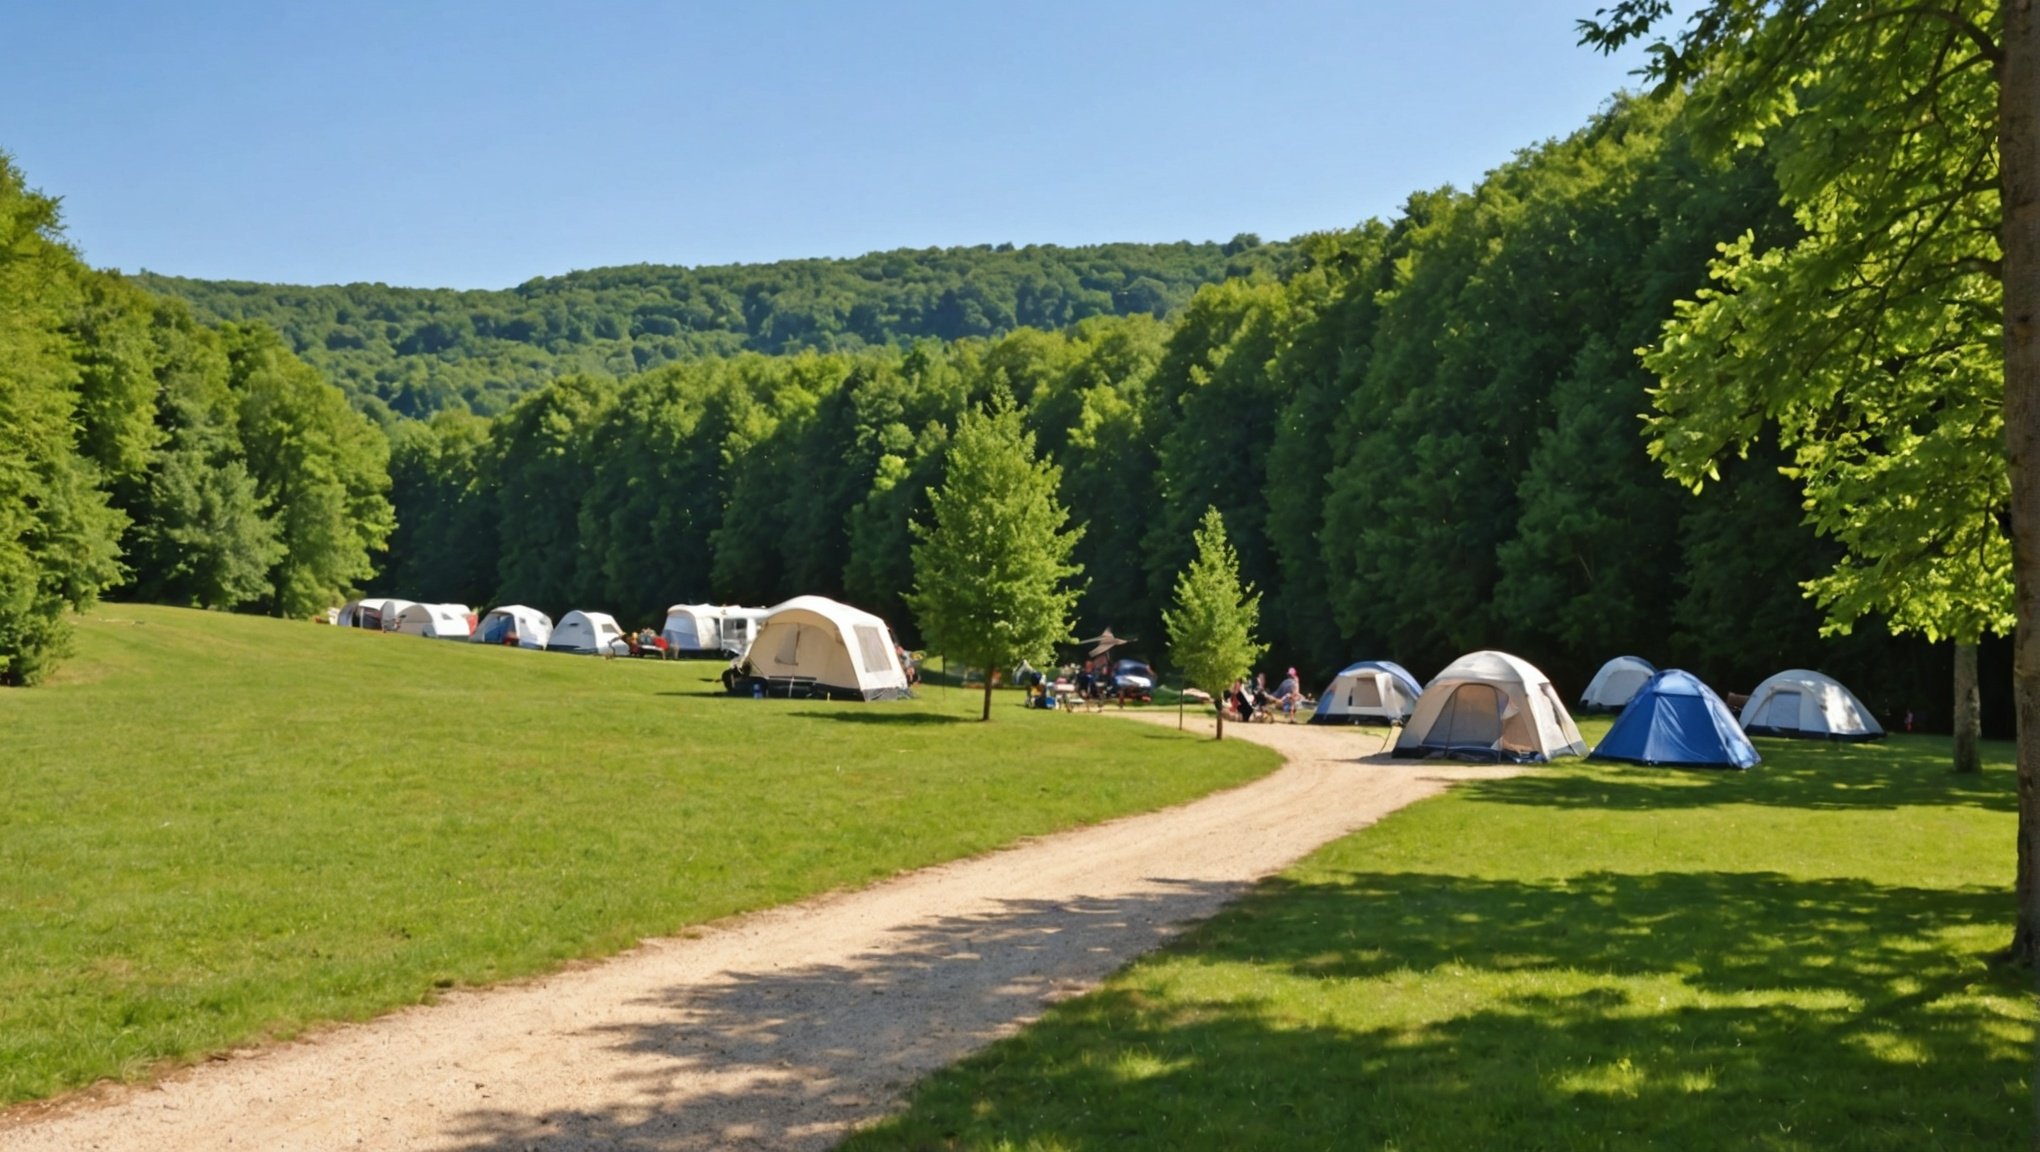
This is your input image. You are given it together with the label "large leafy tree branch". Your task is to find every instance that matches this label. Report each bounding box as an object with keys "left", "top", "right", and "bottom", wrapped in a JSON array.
[{"left": 1583, "top": 0, "right": 2040, "bottom": 961}]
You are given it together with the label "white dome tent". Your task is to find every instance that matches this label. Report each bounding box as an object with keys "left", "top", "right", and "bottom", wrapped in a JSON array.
[
  {"left": 728, "top": 595, "right": 910, "bottom": 701},
  {"left": 392, "top": 603, "right": 474, "bottom": 640},
  {"left": 337, "top": 597, "right": 414, "bottom": 631},
  {"left": 1310, "top": 660, "right": 1422, "bottom": 726},
  {"left": 1394, "top": 650, "right": 1587, "bottom": 763},
  {"left": 469, "top": 605, "right": 553, "bottom": 650},
  {"left": 1580, "top": 655, "right": 1658, "bottom": 712},
  {"left": 1740, "top": 669, "right": 1884, "bottom": 741},
  {"left": 661, "top": 604, "right": 768, "bottom": 658},
  {"left": 548, "top": 610, "right": 630, "bottom": 656}
]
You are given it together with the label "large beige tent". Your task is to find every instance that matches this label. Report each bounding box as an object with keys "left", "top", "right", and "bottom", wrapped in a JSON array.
[
  {"left": 730, "top": 595, "right": 910, "bottom": 700},
  {"left": 1394, "top": 650, "right": 1586, "bottom": 762}
]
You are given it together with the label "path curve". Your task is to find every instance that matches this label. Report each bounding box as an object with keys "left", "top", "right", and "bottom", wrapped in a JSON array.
[{"left": 3, "top": 713, "right": 1516, "bottom": 1151}]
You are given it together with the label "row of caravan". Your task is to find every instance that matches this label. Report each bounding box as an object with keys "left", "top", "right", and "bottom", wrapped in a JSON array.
[
  {"left": 336, "top": 599, "right": 772, "bottom": 658},
  {"left": 1311, "top": 650, "right": 1883, "bottom": 769},
  {"left": 335, "top": 594, "right": 915, "bottom": 701}
]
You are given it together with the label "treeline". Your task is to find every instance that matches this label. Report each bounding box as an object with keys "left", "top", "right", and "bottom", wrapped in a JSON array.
[
  {"left": 135, "top": 239, "right": 1291, "bottom": 420},
  {"left": 0, "top": 155, "right": 392, "bottom": 685},
  {"left": 383, "top": 96, "right": 1957, "bottom": 727}
]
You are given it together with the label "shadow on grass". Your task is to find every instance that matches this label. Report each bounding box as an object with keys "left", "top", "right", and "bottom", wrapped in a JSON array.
[
  {"left": 838, "top": 869, "right": 2030, "bottom": 1150},
  {"left": 787, "top": 710, "right": 969, "bottom": 726},
  {"left": 1467, "top": 736, "right": 2014, "bottom": 815},
  {"left": 436, "top": 880, "right": 1248, "bottom": 1151}
]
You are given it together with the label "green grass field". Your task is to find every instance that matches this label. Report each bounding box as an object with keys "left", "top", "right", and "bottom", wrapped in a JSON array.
[
  {"left": 846, "top": 733, "right": 2035, "bottom": 1150},
  {"left": 0, "top": 605, "right": 1276, "bottom": 1106}
]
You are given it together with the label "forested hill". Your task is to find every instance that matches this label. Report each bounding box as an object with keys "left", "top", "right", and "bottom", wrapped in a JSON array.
[{"left": 136, "top": 238, "right": 1293, "bottom": 418}]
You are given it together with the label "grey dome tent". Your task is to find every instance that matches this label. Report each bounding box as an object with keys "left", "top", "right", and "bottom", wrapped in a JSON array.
[{"left": 1394, "top": 650, "right": 1586, "bottom": 763}]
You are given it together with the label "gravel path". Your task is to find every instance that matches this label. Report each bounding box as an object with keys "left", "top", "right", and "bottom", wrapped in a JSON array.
[{"left": 3, "top": 712, "right": 1517, "bottom": 1151}]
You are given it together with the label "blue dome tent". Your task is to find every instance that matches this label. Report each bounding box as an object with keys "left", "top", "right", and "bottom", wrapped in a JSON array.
[{"left": 1589, "top": 669, "right": 1760, "bottom": 770}]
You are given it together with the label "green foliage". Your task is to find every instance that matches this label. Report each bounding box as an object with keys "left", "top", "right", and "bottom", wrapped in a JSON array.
[
  {"left": 227, "top": 325, "right": 395, "bottom": 617},
  {"left": 1162, "top": 508, "right": 1267, "bottom": 713},
  {"left": 0, "top": 604, "right": 1275, "bottom": 1104},
  {"left": 489, "top": 373, "right": 616, "bottom": 609},
  {"left": 908, "top": 395, "right": 1085, "bottom": 717},
  {"left": 137, "top": 241, "right": 1294, "bottom": 418},
  {"left": 1597, "top": 1, "right": 2010, "bottom": 647},
  {"left": 0, "top": 154, "right": 128, "bottom": 685}
]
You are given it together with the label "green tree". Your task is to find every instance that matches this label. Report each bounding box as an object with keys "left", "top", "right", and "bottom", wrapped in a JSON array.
[
  {"left": 122, "top": 301, "right": 280, "bottom": 611},
  {"left": 490, "top": 373, "right": 614, "bottom": 609},
  {"left": 0, "top": 154, "right": 127, "bottom": 685},
  {"left": 227, "top": 325, "right": 394, "bottom": 617},
  {"left": 1163, "top": 507, "right": 1267, "bottom": 740},
  {"left": 383, "top": 410, "right": 497, "bottom": 607},
  {"left": 1581, "top": 0, "right": 2037, "bottom": 957},
  {"left": 908, "top": 396, "right": 1084, "bottom": 721}
]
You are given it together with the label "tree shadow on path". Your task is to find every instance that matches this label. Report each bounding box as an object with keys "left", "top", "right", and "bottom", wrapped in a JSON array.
[{"left": 438, "top": 879, "right": 1246, "bottom": 1151}]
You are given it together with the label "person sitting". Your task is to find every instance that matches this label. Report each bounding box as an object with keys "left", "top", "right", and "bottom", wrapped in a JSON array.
[{"left": 1228, "top": 678, "right": 1256, "bottom": 723}]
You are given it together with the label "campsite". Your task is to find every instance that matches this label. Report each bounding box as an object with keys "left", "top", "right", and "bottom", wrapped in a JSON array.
[{"left": 5, "top": 3, "right": 2038, "bottom": 1149}]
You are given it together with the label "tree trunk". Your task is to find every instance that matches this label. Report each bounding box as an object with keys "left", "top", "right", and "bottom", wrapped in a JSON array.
[
  {"left": 1954, "top": 641, "right": 1983, "bottom": 774},
  {"left": 1215, "top": 702, "right": 1225, "bottom": 742},
  {"left": 1999, "top": 0, "right": 2040, "bottom": 966},
  {"left": 981, "top": 673, "right": 992, "bottom": 722}
]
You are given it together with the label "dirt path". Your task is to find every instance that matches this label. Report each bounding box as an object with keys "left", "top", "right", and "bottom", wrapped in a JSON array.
[{"left": 4, "top": 713, "right": 1516, "bottom": 1152}]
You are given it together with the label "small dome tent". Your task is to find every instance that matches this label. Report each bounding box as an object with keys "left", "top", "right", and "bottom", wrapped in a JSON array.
[
  {"left": 661, "top": 604, "right": 767, "bottom": 658},
  {"left": 661, "top": 604, "right": 723, "bottom": 656},
  {"left": 1740, "top": 669, "right": 1884, "bottom": 741},
  {"left": 1580, "top": 655, "right": 1658, "bottom": 712},
  {"left": 1394, "top": 650, "right": 1586, "bottom": 763},
  {"left": 393, "top": 602, "right": 474, "bottom": 639},
  {"left": 1311, "top": 660, "right": 1423, "bottom": 726},
  {"left": 469, "top": 605, "right": 552, "bottom": 649},
  {"left": 548, "top": 610, "right": 630, "bottom": 656},
  {"left": 1589, "top": 669, "right": 1760, "bottom": 769},
  {"left": 728, "top": 595, "right": 911, "bottom": 701},
  {"left": 337, "top": 597, "right": 415, "bottom": 631}
]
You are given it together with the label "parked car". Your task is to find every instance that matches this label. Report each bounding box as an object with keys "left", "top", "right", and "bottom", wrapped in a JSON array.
[{"left": 1112, "top": 658, "right": 1156, "bottom": 701}]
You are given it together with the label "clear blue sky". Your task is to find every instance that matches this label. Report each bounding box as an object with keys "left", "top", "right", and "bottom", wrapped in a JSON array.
[{"left": 3, "top": 1, "right": 1663, "bottom": 289}]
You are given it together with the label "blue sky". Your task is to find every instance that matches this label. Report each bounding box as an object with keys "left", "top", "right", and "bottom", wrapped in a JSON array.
[{"left": 2, "top": 1, "right": 1664, "bottom": 289}]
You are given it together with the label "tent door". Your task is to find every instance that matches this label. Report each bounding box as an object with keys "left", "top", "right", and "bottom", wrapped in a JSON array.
[{"left": 1433, "top": 683, "right": 1504, "bottom": 749}]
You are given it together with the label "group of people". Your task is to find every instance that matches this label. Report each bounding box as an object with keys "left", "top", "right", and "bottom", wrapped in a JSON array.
[{"left": 1226, "top": 668, "right": 1305, "bottom": 723}]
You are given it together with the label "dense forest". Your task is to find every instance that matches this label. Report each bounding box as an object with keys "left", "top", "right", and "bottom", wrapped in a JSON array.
[
  {"left": 2, "top": 88, "right": 1987, "bottom": 729},
  {"left": 136, "top": 240, "right": 1291, "bottom": 419},
  {"left": 0, "top": 154, "right": 392, "bottom": 685},
  {"left": 372, "top": 94, "right": 1967, "bottom": 729}
]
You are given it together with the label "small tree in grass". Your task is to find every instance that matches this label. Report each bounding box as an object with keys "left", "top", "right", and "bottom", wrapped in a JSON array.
[
  {"left": 1164, "top": 506, "right": 1266, "bottom": 740},
  {"left": 909, "top": 396, "right": 1083, "bottom": 721}
]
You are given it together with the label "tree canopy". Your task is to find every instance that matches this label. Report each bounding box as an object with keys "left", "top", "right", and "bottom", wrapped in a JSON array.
[{"left": 908, "top": 395, "right": 1084, "bottom": 721}]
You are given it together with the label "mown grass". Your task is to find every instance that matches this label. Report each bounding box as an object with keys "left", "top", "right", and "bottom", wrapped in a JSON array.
[
  {"left": 0, "top": 605, "right": 1276, "bottom": 1105},
  {"left": 847, "top": 731, "right": 2034, "bottom": 1150}
]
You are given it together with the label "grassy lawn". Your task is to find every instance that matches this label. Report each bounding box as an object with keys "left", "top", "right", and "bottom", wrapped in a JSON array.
[
  {"left": 0, "top": 605, "right": 1275, "bottom": 1106},
  {"left": 846, "top": 729, "right": 2035, "bottom": 1151}
]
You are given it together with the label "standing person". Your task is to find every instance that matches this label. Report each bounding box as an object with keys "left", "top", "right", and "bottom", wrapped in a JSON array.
[{"left": 1276, "top": 666, "right": 1303, "bottom": 720}]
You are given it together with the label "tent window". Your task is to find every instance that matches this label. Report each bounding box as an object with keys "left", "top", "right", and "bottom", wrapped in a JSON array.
[
  {"left": 1434, "top": 683, "right": 1504, "bottom": 748},
  {"left": 853, "top": 625, "right": 891, "bottom": 675},
  {"left": 1351, "top": 677, "right": 1382, "bottom": 709},
  {"left": 669, "top": 618, "right": 699, "bottom": 647}
]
